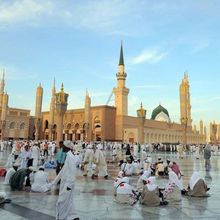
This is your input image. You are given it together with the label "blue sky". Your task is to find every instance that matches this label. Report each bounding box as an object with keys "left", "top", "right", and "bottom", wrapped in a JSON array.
[{"left": 0, "top": 0, "right": 220, "bottom": 129}]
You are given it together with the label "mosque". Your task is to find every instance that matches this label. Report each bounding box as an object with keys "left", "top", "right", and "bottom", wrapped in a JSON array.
[{"left": 0, "top": 44, "right": 211, "bottom": 145}]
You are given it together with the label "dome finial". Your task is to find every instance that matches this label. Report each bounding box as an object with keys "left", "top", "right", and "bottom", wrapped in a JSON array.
[{"left": 61, "top": 83, "right": 64, "bottom": 91}]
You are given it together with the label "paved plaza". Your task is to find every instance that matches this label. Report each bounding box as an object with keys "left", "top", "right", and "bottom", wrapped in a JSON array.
[{"left": 0, "top": 150, "right": 220, "bottom": 220}]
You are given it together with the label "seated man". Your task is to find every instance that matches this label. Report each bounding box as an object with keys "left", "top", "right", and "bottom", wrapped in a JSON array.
[
  {"left": 115, "top": 177, "right": 137, "bottom": 206},
  {"left": 136, "top": 170, "right": 151, "bottom": 195},
  {"left": 4, "top": 164, "right": 18, "bottom": 185},
  {"left": 188, "top": 172, "right": 210, "bottom": 197},
  {"left": 170, "top": 161, "right": 182, "bottom": 179},
  {"left": 162, "top": 170, "right": 184, "bottom": 203},
  {"left": 9, "top": 167, "right": 33, "bottom": 191},
  {"left": 156, "top": 160, "right": 165, "bottom": 177},
  {"left": 132, "top": 160, "right": 141, "bottom": 175},
  {"left": 140, "top": 176, "right": 168, "bottom": 206},
  {"left": 121, "top": 159, "right": 134, "bottom": 176},
  {"left": 31, "top": 166, "right": 52, "bottom": 193},
  {"left": 113, "top": 171, "right": 125, "bottom": 196}
]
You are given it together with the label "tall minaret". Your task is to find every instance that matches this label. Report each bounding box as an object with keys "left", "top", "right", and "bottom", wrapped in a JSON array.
[
  {"left": 49, "top": 78, "right": 56, "bottom": 141},
  {"left": 113, "top": 42, "right": 129, "bottom": 116},
  {"left": 179, "top": 72, "right": 192, "bottom": 126},
  {"left": 0, "top": 69, "right": 5, "bottom": 108},
  {"left": 204, "top": 126, "right": 207, "bottom": 143},
  {"left": 218, "top": 124, "right": 220, "bottom": 141},
  {"left": 1, "top": 92, "right": 9, "bottom": 141},
  {"left": 84, "top": 89, "right": 91, "bottom": 141},
  {"left": 200, "top": 120, "right": 204, "bottom": 135},
  {"left": 35, "top": 83, "right": 43, "bottom": 141}
]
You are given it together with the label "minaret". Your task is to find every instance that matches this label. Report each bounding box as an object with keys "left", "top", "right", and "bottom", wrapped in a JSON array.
[
  {"left": 1, "top": 92, "right": 9, "bottom": 141},
  {"left": 113, "top": 42, "right": 129, "bottom": 116},
  {"left": 137, "top": 102, "right": 147, "bottom": 144},
  {"left": 55, "top": 83, "right": 68, "bottom": 144},
  {"left": 179, "top": 72, "right": 192, "bottom": 126},
  {"left": 35, "top": 83, "right": 43, "bottom": 141},
  {"left": 49, "top": 78, "right": 56, "bottom": 141},
  {"left": 218, "top": 124, "right": 220, "bottom": 142},
  {"left": 194, "top": 125, "right": 197, "bottom": 132},
  {"left": 200, "top": 120, "right": 204, "bottom": 135},
  {"left": 84, "top": 89, "right": 91, "bottom": 141},
  {"left": 204, "top": 126, "right": 207, "bottom": 143},
  {"left": 0, "top": 69, "right": 5, "bottom": 108}
]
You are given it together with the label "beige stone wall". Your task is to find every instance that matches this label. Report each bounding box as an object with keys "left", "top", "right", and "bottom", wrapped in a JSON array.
[
  {"left": 121, "top": 116, "right": 206, "bottom": 144},
  {"left": 41, "top": 105, "right": 116, "bottom": 142},
  {"left": 0, "top": 108, "right": 31, "bottom": 140}
]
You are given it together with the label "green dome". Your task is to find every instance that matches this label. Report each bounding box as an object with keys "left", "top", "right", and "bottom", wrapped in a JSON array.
[{"left": 151, "top": 104, "right": 170, "bottom": 120}]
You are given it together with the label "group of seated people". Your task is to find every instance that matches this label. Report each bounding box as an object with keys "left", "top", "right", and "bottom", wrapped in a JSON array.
[
  {"left": 114, "top": 162, "right": 210, "bottom": 206},
  {"left": 4, "top": 163, "right": 52, "bottom": 193},
  {"left": 119, "top": 156, "right": 182, "bottom": 178}
]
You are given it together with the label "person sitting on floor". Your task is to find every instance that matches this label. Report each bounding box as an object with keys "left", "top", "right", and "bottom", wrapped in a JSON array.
[
  {"left": 9, "top": 167, "right": 33, "bottom": 191},
  {"left": 132, "top": 159, "right": 141, "bottom": 175},
  {"left": 162, "top": 170, "right": 185, "bottom": 203},
  {"left": 170, "top": 161, "right": 182, "bottom": 179},
  {"left": 113, "top": 171, "right": 125, "bottom": 196},
  {"left": 121, "top": 158, "right": 134, "bottom": 176},
  {"left": 136, "top": 170, "right": 151, "bottom": 195},
  {"left": 115, "top": 177, "right": 137, "bottom": 206},
  {"left": 140, "top": 176, "right": 168, "bottom": 206},
  {"left": 155, "top": 159, "right": 165, "bottom": 177},
  {"left": 31, "top": 166, "right": 52, "bottom": 193},
  {"left": 187, "top": 171, "right": 210, "bottom": 197},
  {"left": 4, "top": 164, "right": 18, "bottom": 185}
]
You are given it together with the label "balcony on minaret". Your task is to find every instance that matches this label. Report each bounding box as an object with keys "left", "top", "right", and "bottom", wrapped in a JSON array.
[{"left": 137, "top": 103, "right": 146, "bottom": 119}]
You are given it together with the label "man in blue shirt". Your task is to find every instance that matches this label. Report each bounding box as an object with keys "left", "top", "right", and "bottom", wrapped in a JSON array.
[{"left": 56, "top": 141, "right": 66, "bottom": 175}]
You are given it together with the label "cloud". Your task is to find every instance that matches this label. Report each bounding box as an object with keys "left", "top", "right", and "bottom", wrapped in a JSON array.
[
  {"left": 0, "top": 0, "right": 53, "bottom": 26},
  {"left": 0, "top": 64, "right": 38, "bottom": 80},
  {"left": 0, "top": 0, "right": 142, "bottom": 35},
  {"left": 129, "top": 49, "right": 167, "bottom": 65},
  {"left": 191, "top": 40, "right": 210, "bottom": 54}
]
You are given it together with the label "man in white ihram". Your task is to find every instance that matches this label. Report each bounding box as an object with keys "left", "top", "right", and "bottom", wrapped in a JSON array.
[
  {"left": 52, "top": 140, "right": 79, "bottom": 220},
  {"left": 31, "top": 166, "right": 51, "bottom": 193}
]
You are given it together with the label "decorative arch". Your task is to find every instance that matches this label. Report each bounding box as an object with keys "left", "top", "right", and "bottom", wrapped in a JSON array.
[
  {"left": 20, "top": 122, "right": 25, "bottom": 129},
  {"left": 9, "top": 122, "right": 16, "bottom": 129}
]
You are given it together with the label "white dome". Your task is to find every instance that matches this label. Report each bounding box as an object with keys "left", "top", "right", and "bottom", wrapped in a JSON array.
[{"left": 155, "top": 111, "right": 170, "bottom": 122}]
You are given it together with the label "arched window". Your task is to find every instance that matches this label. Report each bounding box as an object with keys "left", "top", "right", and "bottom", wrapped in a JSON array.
[
  {"left": 9, "top": 122, "right": 16, "bottom": 129},
  {"left": 75, "top": 123, "right": 79, "bottom": 130},
  {"left": 20, "top": 123, "right": 25, "bottom": 129},
  {"left": 67, "top": 123, "right": 71, "bottom": 130}
]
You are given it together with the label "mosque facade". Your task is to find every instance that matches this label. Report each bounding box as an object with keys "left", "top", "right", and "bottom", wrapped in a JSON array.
[{"left": 0, "top": 45, "right": 210, "bottom": 144}]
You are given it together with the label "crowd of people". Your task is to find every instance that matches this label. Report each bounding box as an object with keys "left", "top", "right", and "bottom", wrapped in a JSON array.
[{"left": 0, "top": 140, "right": 216, "bottom": 219}]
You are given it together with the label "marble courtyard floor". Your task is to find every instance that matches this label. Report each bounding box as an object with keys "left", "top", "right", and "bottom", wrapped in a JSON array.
[{"left": 1, "top": 150, "right": 220, "bottom": 220}]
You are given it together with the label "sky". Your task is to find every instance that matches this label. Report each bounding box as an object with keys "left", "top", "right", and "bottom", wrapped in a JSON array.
[{"left": 0, "top": 0, "right": 220, "bottom": 129}]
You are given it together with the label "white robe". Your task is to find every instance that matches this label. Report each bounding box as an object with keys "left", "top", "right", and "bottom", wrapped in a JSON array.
[
  {"left": 4, "top": 168, "right": 16, "bottom": 185},
  {"left": 94, "top": 149, "right": 108, "bottom": 176},
  {"left": 20, "top": 150, "right": 32, "bottom": 168},
  {"left": 31, "top": 170, "right": 51, "bottom": 193},
  {"left": 53, "top": 151, "right": 78, "bottom": 220},
  {"left": 83, "top": 148, "right": 95, "bottom": 174},
  {"left": 31, "top": 146, "right": 40, "bottom": 169}
]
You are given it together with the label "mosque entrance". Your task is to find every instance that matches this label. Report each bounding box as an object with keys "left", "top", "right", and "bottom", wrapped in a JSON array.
[{"left": 129, "top": 138, "right": 134, "bottom": 143}]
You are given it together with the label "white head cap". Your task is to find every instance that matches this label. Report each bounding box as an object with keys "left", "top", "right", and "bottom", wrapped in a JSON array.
[{"left": 64, "top": 140, "right": 73, "bottom": 149}]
